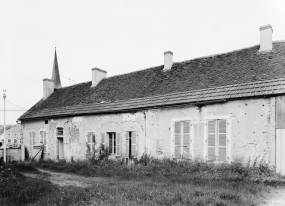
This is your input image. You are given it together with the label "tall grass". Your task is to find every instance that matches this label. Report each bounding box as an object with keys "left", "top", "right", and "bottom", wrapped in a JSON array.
[{"left": 1, "top": 153, "right": 283, "bottom": 205}]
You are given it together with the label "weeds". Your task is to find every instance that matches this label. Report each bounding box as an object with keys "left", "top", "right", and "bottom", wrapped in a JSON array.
[{"left": 1, "top": 154, "right": 284, "bottom": 206}]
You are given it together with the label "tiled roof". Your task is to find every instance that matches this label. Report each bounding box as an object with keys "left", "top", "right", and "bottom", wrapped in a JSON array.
[{"left": 19, "top": 41, "right": 285, "bottom": 120}]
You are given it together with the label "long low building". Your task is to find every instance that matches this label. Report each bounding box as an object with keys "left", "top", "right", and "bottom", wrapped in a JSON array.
[{"left": 19, "top": 24, "right": 285, "bottom": 175}]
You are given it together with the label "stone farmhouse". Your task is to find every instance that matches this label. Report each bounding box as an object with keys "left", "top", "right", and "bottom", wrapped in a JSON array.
[{"left": 19, "top": 25, "right": 285, "bottom": 174}]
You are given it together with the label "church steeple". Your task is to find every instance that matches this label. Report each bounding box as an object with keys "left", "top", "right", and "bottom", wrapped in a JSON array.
[{"left": 52, "top": 49, "right": 62, "bottom": 88}]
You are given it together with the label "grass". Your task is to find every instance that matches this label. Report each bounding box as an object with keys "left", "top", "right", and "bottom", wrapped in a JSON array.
[{"left": 1, "top": 155, "right": 284, "bottom": 205}]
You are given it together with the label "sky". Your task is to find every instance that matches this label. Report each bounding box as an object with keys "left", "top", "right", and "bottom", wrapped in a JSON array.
[{"left": 0, "top": 0, "right": 285, "bottom": 124}]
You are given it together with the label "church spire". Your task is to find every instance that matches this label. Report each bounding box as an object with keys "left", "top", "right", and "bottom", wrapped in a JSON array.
[{"left": 51, "top": 48, "right": 62, "bottom": 88}]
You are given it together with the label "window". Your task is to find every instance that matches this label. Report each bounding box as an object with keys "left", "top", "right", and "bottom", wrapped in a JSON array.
[
  {"left": 39, "top": 130, "right": 48, "bottom": 153},
  {"left": 101, "top": 132, "right": 121, "bottom": 156},
  {"left": 125, "top": 132, "right": 138, "bottom": 158},
  {"left": 29, "top": 131, "right": 36, "bottom": 153},
  {"left": 206, "top": 119, "right": 229, "bottom": 162},
  {"left": 108, "top": 133, "right": 116, "bottom": 154},
  {"left": 8, "top": 139, "right": 11, "bottom": 143},
  {"left": 57, "top": 127, "right": 63, "bottom": 136},
  {"left": 86, "top": 132, "right": 96, "bottom": 155},
  {"left": 45, "top": 120, "right": 48, "bottom": 124},
  {"left": 173, "top": 120, "right": 192, "bottom": 159},
  {"left": 14, "top": 139, "right": 17, "bottom": 144}
]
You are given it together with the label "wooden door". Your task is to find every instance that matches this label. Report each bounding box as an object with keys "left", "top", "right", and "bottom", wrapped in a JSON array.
[{"left": 58, "top": 138, "right": 64, "bottom": 160}]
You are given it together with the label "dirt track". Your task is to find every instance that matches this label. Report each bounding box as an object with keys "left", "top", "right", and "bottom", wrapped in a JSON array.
[{"left": 22, "top": 168, "right": 285, "bottom": 205}]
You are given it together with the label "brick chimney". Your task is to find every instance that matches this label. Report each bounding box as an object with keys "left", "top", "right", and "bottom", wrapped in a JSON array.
[
  {"left": 259, "top": 24, "right": 273, "bottom": 52},
  {"left": 91, "top": 68, "right": 107, "bottom": 87},
  {"left": 43, "top": 79, "right": 54, "bottom": 100},
  {"left": 163, "top": 51, "right": 173, "bottom": 71}
]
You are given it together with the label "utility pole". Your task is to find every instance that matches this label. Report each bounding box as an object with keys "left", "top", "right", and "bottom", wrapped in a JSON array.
[{"left": 3, "top": 90, "right": 6, "bottom": 163}]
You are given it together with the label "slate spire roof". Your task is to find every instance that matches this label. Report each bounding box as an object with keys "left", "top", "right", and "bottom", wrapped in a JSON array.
[
  {"left": 19, "top": 41, "right": 285, "bottom": 121},
  {"left": 51, "top": 49, "right": 62, "bottom": 88}
]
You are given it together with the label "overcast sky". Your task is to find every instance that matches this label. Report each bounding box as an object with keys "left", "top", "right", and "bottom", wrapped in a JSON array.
[{"left": 0, "top": 0, "right": 285, "bottom": 124}]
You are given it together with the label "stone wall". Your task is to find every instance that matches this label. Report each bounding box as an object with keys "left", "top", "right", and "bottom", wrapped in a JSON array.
[
  {"left": 0, "top": 148, "right": 22, "bottom": 161},
  {"left": 21, "top": 96, "right": 276, "bottom": 165}
]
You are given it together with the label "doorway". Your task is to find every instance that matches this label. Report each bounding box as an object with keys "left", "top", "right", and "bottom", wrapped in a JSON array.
[{"left": 57, "top": 137, "right": 64, "bottom": 160}]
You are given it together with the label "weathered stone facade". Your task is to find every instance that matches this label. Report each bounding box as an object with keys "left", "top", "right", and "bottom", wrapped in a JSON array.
[{"left": 22, "top": 96, "right": 276, "bottom": 165}]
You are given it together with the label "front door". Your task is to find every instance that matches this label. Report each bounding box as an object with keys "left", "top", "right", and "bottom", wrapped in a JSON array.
[{"left": 57, "top": 138, "right": 64, "bottom": 160}]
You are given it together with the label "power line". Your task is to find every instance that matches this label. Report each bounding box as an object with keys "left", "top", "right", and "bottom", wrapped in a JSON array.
[
  {"left": 5, "top": 99, "right": 26, "bottom": 110},
  {"left": 61, "top": 75, "right": 75, "bottom": 86},
  {"left": 0, "top": 110, "right": 26, "bottom": 112}
]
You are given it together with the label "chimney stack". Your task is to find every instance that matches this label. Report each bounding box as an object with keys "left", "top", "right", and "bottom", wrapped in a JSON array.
[
  {"left": 163, "top": 51, "right": 173, "bottom": 71},
  {"left": 43, "top": 79, "right": 54, "bottom": 100},
  {"left": 91, "top": 68, "right": 107, "bottom": 87},
  {"left": 259, "top": 24, "right": 273, "bottom": 52}
]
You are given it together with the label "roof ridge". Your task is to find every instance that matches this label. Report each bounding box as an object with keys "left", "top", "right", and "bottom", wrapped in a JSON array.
[{"left": 54, "top": 41, "right": 285, "bottom": 88}]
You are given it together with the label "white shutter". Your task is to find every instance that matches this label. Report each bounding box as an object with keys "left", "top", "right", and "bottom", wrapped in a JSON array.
[
  {"left": 29, "top": 132, "right": 32, "bottom": 153},
  {"left": 101, "top": 133, "right": 105, "bottom": 149},
  {"left": 125, "top": 132, "right": 129, "bottom": 157},
  {"left": 183, "top": 121, "right": 191, "bottom": 159},
  {"left": 116, "top": 132, "right": 121, "bottom": 156},
  {"left": 131, "top": 132, "right": 138, "bottom": 157},
  {"left": 44, "top": 131, "right": 47, "bottom": 152},
  {"left": 174, "top": 121, "right": 182, "bottom": 158},
  {"left": 218, "top": 120, "right": 227, "bottom": 162},
  {"left": 208, "top": 120, "right": 216, "bottom": 161}
]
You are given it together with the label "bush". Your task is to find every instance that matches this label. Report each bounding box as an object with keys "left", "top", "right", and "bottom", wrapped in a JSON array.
[{"left": 0, "top": 163, "right": 55, "bottom": 205}]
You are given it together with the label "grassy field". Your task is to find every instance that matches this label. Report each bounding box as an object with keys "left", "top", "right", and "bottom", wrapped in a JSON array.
[{"left": 1, "top": 156, "right": 284, "bottom": 205}]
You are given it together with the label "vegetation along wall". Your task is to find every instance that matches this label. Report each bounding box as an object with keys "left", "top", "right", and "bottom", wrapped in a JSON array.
[{"left": 21, "top": 96, "right": 275, "bottom": 165}]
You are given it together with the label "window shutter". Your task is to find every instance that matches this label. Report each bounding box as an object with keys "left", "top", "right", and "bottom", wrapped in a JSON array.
[
  {"left": 44, "top": 131, "right": 47, "bottom": 152},
  {"left": 174, "top": 121, "right": 182, "bottom": 158},
  {"left": 101, "top": 133, "right": 105, "bottom": 149},
  {"left": 87, "top": 133, "right": 91, "bottom": 143},
  {"left": 218, "top": 120, "right": 227, "bottom": 162},
  {"left": 125, "top": 132, "right": 129, "bottom": 157},
  {"left": 208, "top": 120, "right": 216, "bottom": 161},
  {"left": 116, "top": 132, "right": 121, "bottom": 156},
  {"left": 183, "top": 121, "right": 191, "bottom": 159},
  {"left": 29, "top": 132, "right": 32, "bottom": 152},
  {"left": 131, "top": 132, "right": 138, "bottom": 157}
]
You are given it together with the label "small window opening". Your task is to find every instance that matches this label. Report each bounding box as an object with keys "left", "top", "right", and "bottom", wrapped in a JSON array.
[{"left": 45, "top": 120, "right": 48, "bottom": 124}]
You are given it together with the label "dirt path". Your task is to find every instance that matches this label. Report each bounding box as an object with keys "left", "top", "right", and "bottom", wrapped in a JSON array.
[
  {"left": 22, "top": 168, "right": 110, "bottom": 188},
  {"left": 22, "top": 169, "right": 285, "bottom": 205}
]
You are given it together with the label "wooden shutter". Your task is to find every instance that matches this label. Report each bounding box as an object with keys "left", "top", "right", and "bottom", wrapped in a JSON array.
[
  {"left": 86, "top": 133, "right": 90, "bottom": 155},
  {"left": 43, "top": 131, "right": 47, "bottom": 152},
  {"left": 116, "top": 132, "right": 121, "bottom": 156},
  {"left": 208, "top": 120, "right": 216, "bottom": 161},
  {"left": 131, "top": 132, "right": 138, "bottom": 157},
  {"left": 101, "top": 133, "right": 105, "bottom": 149},
  {"left": 29, "top": 132, "right": 32, "bottom": 153},
  {"left": 183, "top": 121, "right": 191, "bottom": 159},
  {"left": 218, "top": 120, "right": 227, "bottom": 162},
  {"left": 174, "top": 121, "right": 182, "bottom": 158},
  {"left": 125, "top": 132, "right": 129, "bottom": 157}
]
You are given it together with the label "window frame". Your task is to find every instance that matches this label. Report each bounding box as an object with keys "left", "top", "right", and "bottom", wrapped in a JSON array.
[
  {"left": 39, "top": 129, "right": 48, "bottom": 154},
  {"left": 107, "top": 132, "right": 116, "bottom": 155},
  {"left": 171, "top": 118, "right": 194, "bottom": 160},
  {"left": 86, "top": 131, "right": 97, "bottom": 156},
  {"left": 204, "top": 116, "right": 231, "bottom": 163}
]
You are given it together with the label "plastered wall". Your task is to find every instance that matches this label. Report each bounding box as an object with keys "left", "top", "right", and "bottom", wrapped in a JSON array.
[{"left": 21, "top": 96, "right": 276, "bottom": 165}]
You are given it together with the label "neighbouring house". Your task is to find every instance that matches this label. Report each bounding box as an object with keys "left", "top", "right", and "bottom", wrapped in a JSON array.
[
  {"left": 18, "top": 25, "right": 285, "bottom": 174},
  {"left": 0, "top": 125, "right": 23, "bottom": 161}
]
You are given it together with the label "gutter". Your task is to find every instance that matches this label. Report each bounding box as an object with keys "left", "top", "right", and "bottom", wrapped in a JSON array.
[{"left": 19, "top": 99, "right": 228, "bottom": 122}]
